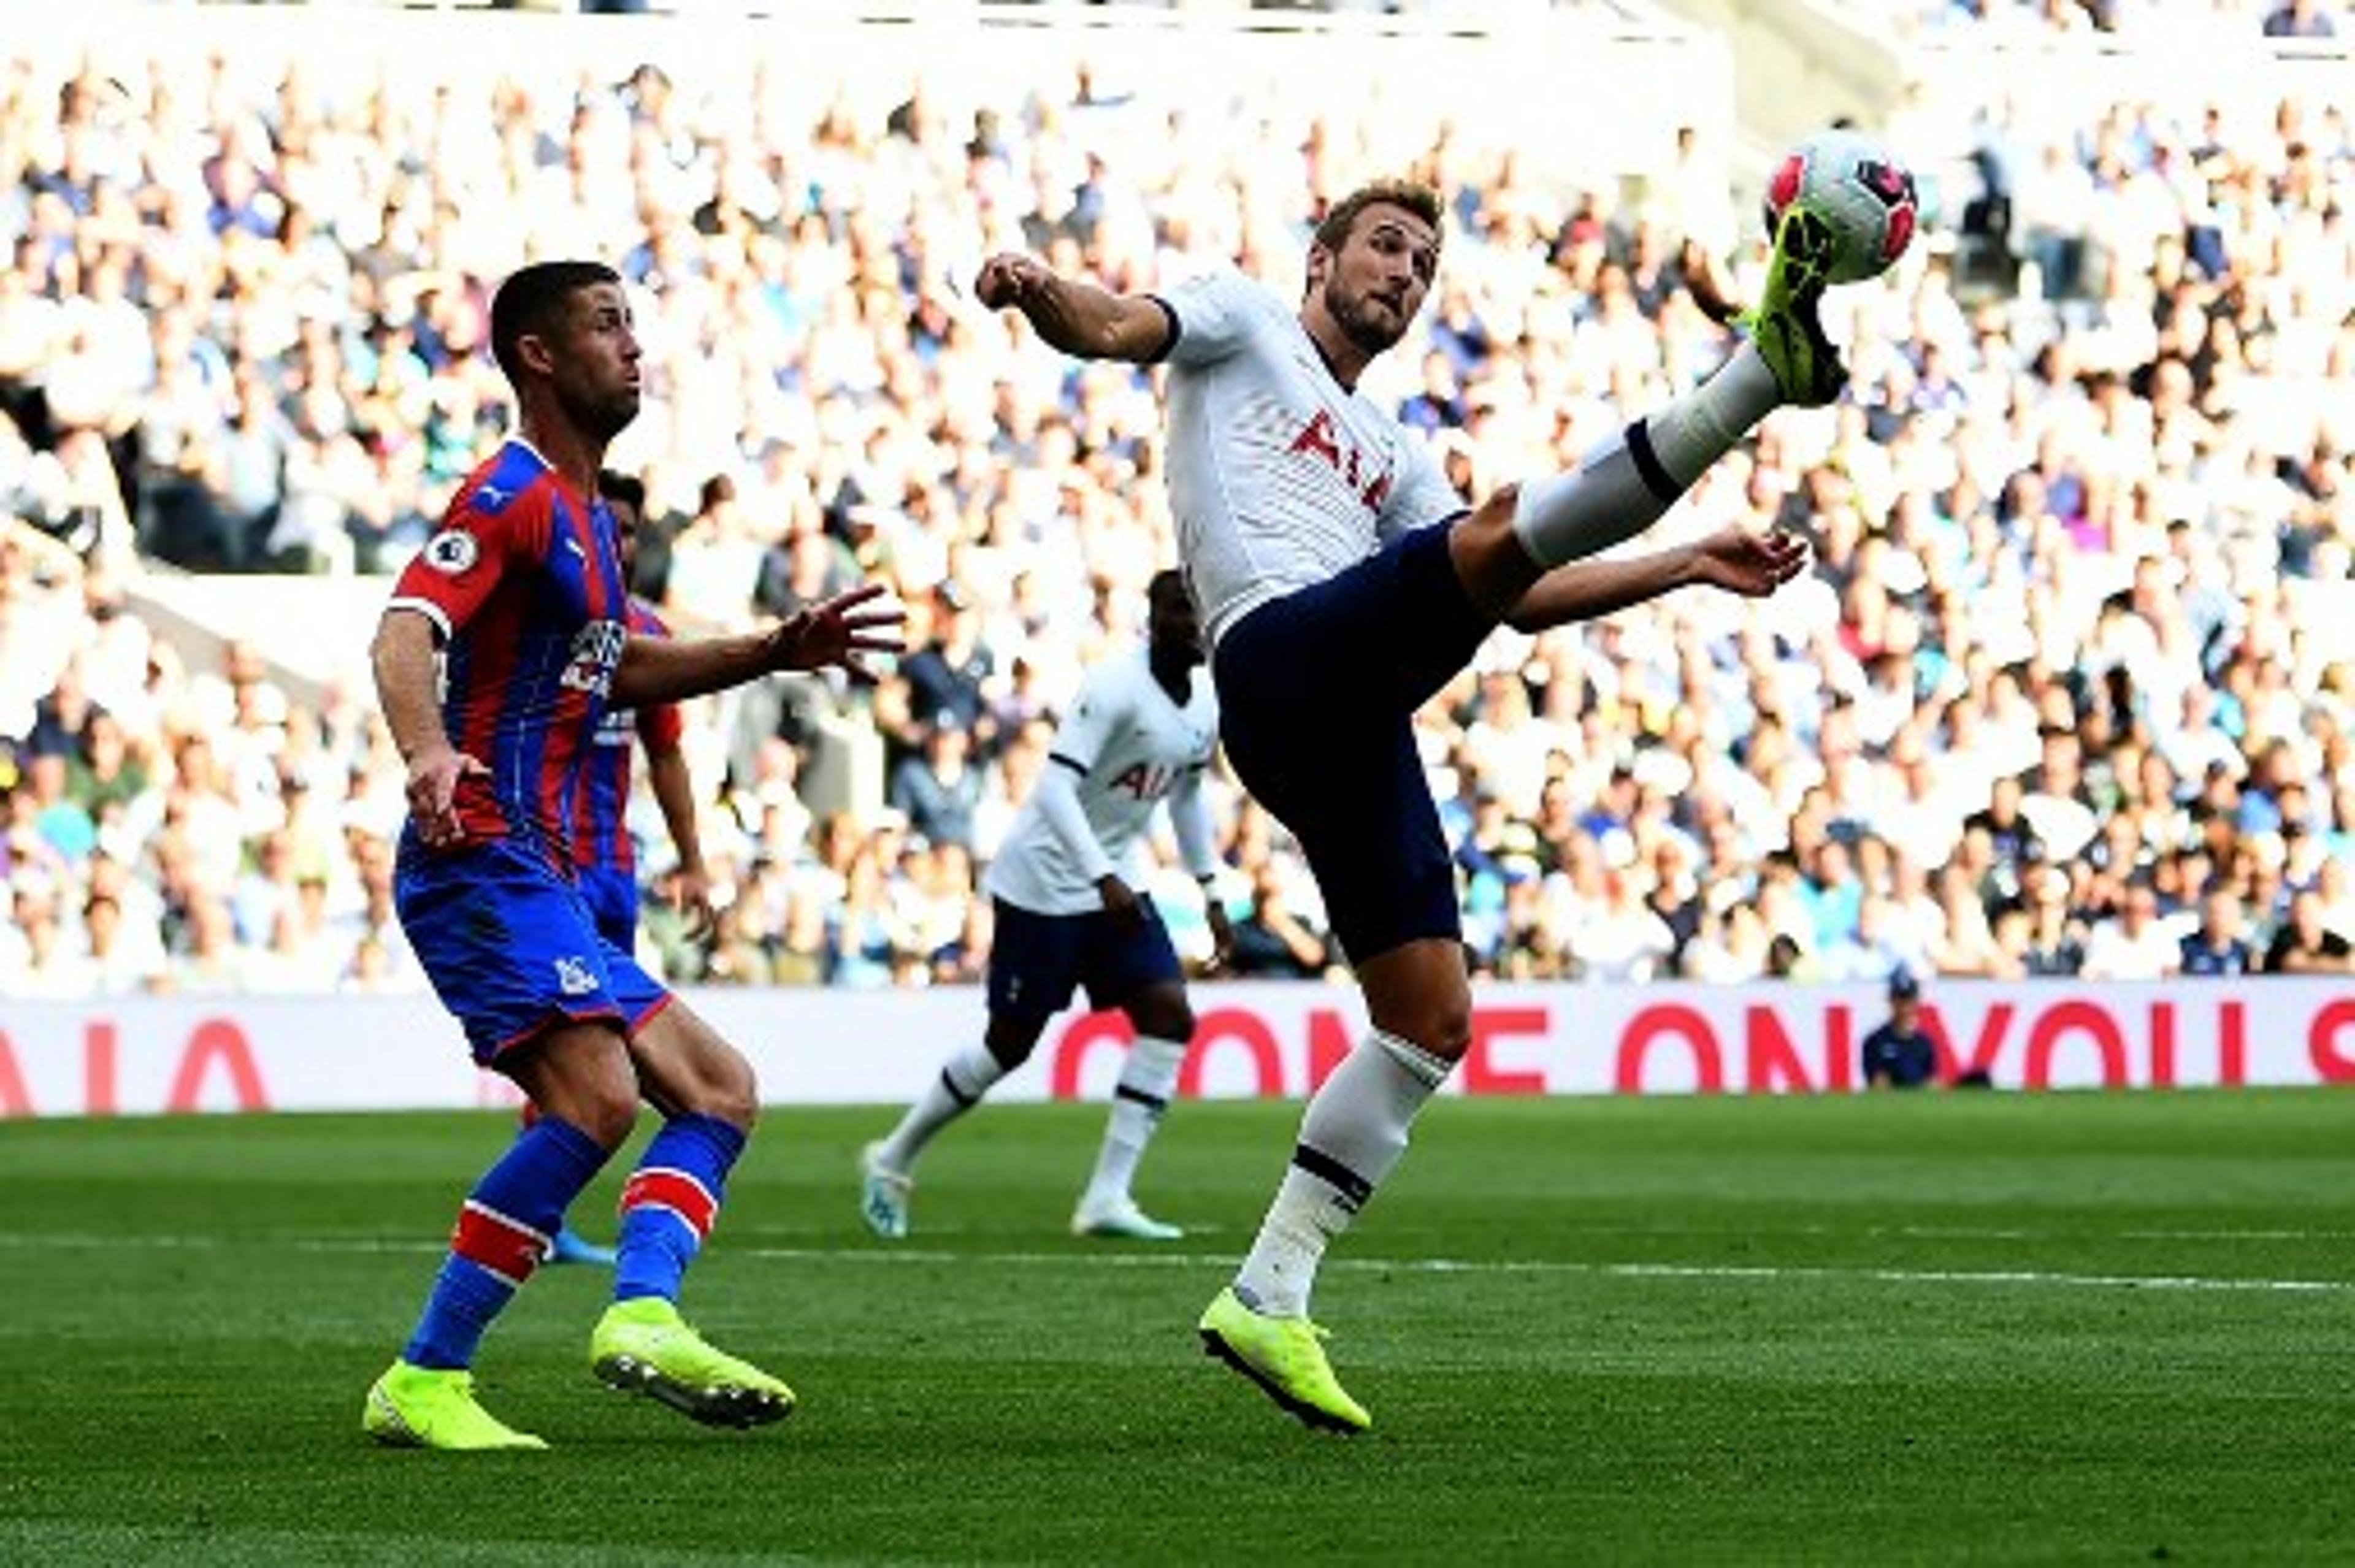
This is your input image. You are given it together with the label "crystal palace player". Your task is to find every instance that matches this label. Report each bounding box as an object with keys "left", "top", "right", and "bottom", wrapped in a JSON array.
[
  {"left": 859, "top": 569, "right": 1231, "bottom": 1244},
  {"left": 364, "top": 261, "right": 899, "bottom": 1451},
  {"left": 978, "top": 180, "right": 1833, "bottom": 1431},
  {"left": 534, "top": 468, "right": 710, "bottom": 1269}
]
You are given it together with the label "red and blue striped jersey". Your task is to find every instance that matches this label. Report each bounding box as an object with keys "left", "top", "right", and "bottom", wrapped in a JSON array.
[
  {"left": 570, "top": 598, "right": 682, "bottom": 875},
  {"left": 387, "top": 440, "right": 629, "bottom": 866}
]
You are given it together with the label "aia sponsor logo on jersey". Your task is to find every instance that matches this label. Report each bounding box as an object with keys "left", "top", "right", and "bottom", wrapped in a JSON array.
[
  {"left": 1108, "top": 760, "right": 1178, "bottom": 801},
  {"left": 1288, "top": 408, "right": 1394, "bottom": 512}
]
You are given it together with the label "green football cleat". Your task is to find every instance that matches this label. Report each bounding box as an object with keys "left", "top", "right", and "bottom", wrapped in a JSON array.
[
  {"left": 590, "top": 1297, "right": 796, "bottom": 1429},
  {"left": 362, "top": 1360, "right": 548, "bottom": 1451},
  {"left": 859, "top": 1142, "right": 913, "bottom": 1240},
  {"left": 1737, "top": 203, "right": 1847, "bottom": 407},
  {"left": 1197, "top": 1287, "right": 1371, "bottom": 1434}
]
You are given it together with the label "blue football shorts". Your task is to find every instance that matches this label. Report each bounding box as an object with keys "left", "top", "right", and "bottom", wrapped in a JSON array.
[
  {"left": 575, "top": 863, "right": 641, "bottom": 952},
  {"left": 396, "top": 832, "right": 670, "bottom": 1065}
]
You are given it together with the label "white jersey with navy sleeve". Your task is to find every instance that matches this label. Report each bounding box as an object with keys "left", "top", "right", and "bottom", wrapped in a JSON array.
[
  {"left": 1155, "top": 269, "right": 1465, "bottom": 648},
  {"left": 984, "top": 651, "right": 1220, "bottom": 916}
]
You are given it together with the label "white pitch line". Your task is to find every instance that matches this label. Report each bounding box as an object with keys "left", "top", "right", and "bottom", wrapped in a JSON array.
[
  {"left": 728, "top": 1247, "right": 2355, "bottom": 1295},
  {"left": 0, "top": 1232, "right": 2347, "bottom": 1295}
]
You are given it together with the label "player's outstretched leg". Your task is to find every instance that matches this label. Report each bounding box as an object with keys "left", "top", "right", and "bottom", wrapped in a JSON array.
[
  {"left": 1197, "top": 1287, "right": 1371, "bottom": 1435},
  {"left": 546, "top": 1226, "right": 617, "bottom": 1267},
  {"left": 364, "top": 1361, "right": 549, "bottom": 1451},
  {"left": 1507, "top": 210, "right": 1847, "bottom": 573},
  {"left": 1737, "top": 203, "right": 1847, "bottom": 407}
]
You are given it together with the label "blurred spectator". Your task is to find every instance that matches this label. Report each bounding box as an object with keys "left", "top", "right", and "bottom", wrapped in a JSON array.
[
  {"left": 1764, "top": 930, "right": 1817, "bottom": 981},
  {"left": 2081, "top": 880, "right": 2182, "bottom": 979},
  {"left": 2178, "top": 884, "right": 2257, "bottom": 976},
  {"left": 2262, "top": 0, "right": 2336, "bottom": 37},
  {"left": 1576, "top": 866, "right": 1677, "bottom": 983},
  {"left": 888, "top": 714, "right": 984, "bottom": 852},
  {"left": 897, "top": 585, "right": 995, "bottom": 749},
  {"left": 1225, "top": 859, "right": 1331, "bottom": 979},
  {"left": 2262, "top": 886, "right": 2353, "bottom": 973},
  {"left": 2014, "top": 866, "right": 2088, "bottom": 976}
]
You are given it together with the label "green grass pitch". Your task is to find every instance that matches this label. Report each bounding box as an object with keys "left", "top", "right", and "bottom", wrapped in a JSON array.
[{"left": 2, "top": 1088, "right": 2351, "bottom": 1564}]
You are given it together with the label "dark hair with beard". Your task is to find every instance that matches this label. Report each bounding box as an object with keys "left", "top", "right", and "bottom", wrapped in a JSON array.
[
  {"left": 1312, "top": 180, "right": 1445, "bottom": 258},
  {"left": 489, "top": 260, "right": 622, "bottom": 387}
]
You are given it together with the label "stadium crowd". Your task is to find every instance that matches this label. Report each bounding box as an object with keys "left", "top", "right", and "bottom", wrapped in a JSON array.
[
  {"left": 2, "top": 10, "right": 2354, "bottom": 1000},
  {"left": 1886, "top": 0, "right": 2338, "bottom": 40}
]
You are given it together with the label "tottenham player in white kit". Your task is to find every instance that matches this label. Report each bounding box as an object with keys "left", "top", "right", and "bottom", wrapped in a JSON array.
[
  {"left": 860, "top": 571, "right": 1235, "bottom": 1242},
  {"left": 978, "top": 178, "right": 1840, "bottom": 1432}
]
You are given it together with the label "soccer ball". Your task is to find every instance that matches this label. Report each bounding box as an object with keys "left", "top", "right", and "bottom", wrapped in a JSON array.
[{"left": 1762, "top": 128, "right": 1920, "bottom": 286}]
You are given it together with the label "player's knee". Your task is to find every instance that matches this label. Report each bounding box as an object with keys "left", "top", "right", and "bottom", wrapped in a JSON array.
[
  {"left": 570, "top": 1090, "right": 641, "bottom": 1151},
  {"left": 699, "top": 1054, "right": 761, "bottom": 1131},
  {"left": 1377, "top": 995, "right": 1472, "bottom": 1060},
  {"left": 1131, "top": 1000, "right": 1195, "bottom": 1041},
  {"left": 984, "top": 1031, "right": 1041, "bottom": 1069},
  {"left": 1454, "top": 486, "right": 1545, "bottom": 618},
  {"left": 1424, "top": 1000, "right": 1475, "bottom": 1059},
  {"left": 983, "top": 1027, "right": 1039, "bottom": 1073}
]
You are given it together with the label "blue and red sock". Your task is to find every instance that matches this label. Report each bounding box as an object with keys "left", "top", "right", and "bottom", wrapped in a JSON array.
[
  {"left": 402, "top": 1115, "right": 608, "bottom": 1370},
  {"left": 613, "top": 1114, "right": 745, "bottom": 1303}
]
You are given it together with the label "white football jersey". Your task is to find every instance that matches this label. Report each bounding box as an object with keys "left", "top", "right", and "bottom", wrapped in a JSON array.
[
  {"left": 985, "top": 650, "right": 1219, "bottom": 916},
  {"left": 1156, "top": 269, "right": 1465, "bottom": 648}
]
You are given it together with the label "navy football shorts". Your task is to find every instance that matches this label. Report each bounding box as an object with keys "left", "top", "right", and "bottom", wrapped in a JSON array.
[
  {"left": 1211, "top": 520, "right": 1490, "bottom": 966},
  {"left": 987, "top": 894, "right": 1183, "bottom": 1029}
]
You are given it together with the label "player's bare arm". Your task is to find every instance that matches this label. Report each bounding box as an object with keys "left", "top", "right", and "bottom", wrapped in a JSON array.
[
  {"left": 613, "top": 584, "right": 903, "bottom": 706},
  {"left": 645, "top": 743, "right": 714, "bottom": 940},
  {"left": 370, "top": 606, "right": 486, "bottom": 849},
  {"left": 974, "top": 253, "right": 1173, "bottom": 363},
  {"left": 1201, "top": 890, "right": 1236, "bottom": 974},
  {"left": 1503, "top": 521, "right": 1809, "bottom": 633}
]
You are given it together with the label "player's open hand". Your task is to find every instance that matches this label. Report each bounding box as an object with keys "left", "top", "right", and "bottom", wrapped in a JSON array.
[
  {"left": 765, "top": 583, "right": 903, "bottom": 674},
  {"left": 1691, "top": 522, "right": 1811, "bottom": 598},
  {"left": 1202, "top": 901, "right": 1236, "bottom": 976},
  {"left": 672, "top": 862, "right": 716, "bottom": 944},
  {"left": 1097, "top": 874, "right": 1144, "bottom": 931},
  {"left": 406, "top": 744, "right": 489, "bottom": 849},
  {"left": 973, "top": 253, "right": 1048, "bottom": 310}
]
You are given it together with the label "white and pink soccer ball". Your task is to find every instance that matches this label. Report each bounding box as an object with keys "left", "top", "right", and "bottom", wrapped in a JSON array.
[{"left": 1762, "top": 128, "right": 1921, "bottom": 286}]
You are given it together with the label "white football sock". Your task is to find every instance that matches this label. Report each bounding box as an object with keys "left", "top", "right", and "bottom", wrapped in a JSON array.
[
  {"left": 1233, "top": 1031, "right": 1452, "bottom": 1318},
  {"left": 1082, "top": 1034, "right": 1188, "bottom": 1208},
  {"left": 875, "top": 1041, "right": 1006, "bottom": 1173},
  {"left": 1511, "top": 343, "right": 1782, "bottom": 568}
]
